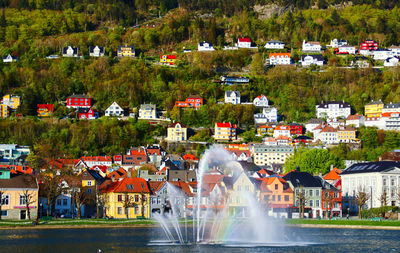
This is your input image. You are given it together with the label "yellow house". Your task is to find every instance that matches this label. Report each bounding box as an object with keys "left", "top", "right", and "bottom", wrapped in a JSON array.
[
  {"left": 0, "top": 104, "right": 9, "bottom": 118},
  {"left": 365, "top": 100, "right": 384, "bottom": 118},
  {"left": 337, "top": 126, "right": 357, "bottom": 143},
  {"left": 257, "top": 125, "right": 273, "bottom": 136},
  {"left": 160, "top": 55, "right": 176, "bottom": 65},
  {"left": 37, "top": 104, "right": 54, "bottom": 117},
  {"left": 166, "top": 122, "right": 187, "bottom": 142},
  {"left": 101, "top": 177, "right": 150, "bottom": 219},
  {"left": 214, "top": 122, "right": 237, "bottom": 141},
  {"left": 117, "top": 46, "right": 135, "bottom": 58},
  {"left": 0, "top": 171, "right": 39, "bottom": 220},
  {"left": 2, "top": 94, "right": 21, "bottom": 109}
]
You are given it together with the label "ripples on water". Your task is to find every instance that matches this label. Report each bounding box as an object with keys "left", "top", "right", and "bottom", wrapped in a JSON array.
[{"left": 1, "top": 227, "right": 400, "bottom": 253}]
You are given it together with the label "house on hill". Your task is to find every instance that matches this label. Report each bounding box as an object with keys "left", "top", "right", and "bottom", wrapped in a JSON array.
[
  {"left": 167, "top": 122, "right": 187, "bottom": 142},
  {"left": 62, "top": 46, "right": 79, "bottom": 57},
  {"left": 37, "top": 104, "right": 54, "bottom": 117},
  {"left": 3, "top": 54, "right": 18, "bottom": 63},
  {"left": 225, "top": 91, "right": 241, "bottom": 105},
  {"left": 117, "top": 46, "right": 135, "bottom": 58},
  {"left": 105, "top": 102, "right": 125, "bottom": 117},
  {"left": 264, "top": 40, "right": 285, "bottom": 49},
  {"left": 214, "top": 122, "right": 237, "bottom": 141},
  {"left": 198, "top": 41, "right": 215, "bottom": 51},
  {"left": 89, "top": 46, "right": 105, "bottom": 57}
]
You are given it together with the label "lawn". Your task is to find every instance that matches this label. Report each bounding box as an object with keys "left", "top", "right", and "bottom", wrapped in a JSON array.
[
  {"left": 0, "top": 218, "right": 157, "bottom": 227},
  {"left": 286, "top": 219, "right": 400, "bottom": 227}
]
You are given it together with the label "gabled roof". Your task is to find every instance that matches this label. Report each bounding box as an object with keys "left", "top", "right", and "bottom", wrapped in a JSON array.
[
  {"left": 101, "top": 177, "right": 150, "bottom": 193},
  {"left": 168, "top": 122, "right": 186, "bottom": 128},
  {"left": 37, "top": 104, "right": 54, "bottom": 112},
  {"left": 347, "top": 114, "right": 363, "bottom": 121},
  {"left": 182, "top": 154, "right": 198, "bottom": 161},
  {"left": 269, "top": 53, "right": 291, "bottom": 58},
  {"left": 320, "top": 126, "right": 337, "bottom": 133},
  {"left": 89, "top": 46, "right": 105, "bottom": 53},
  {"left": 316, "top": 101, "right": 351, "bottom": 108},
  {"left": 187, "top": 95, "right": 202, "bottom": 99},
  {"left": 275, "top": 125, "right": 290, "bottom": 131},
  {"left": 0, "top": 174, "right": 38, "bottom": 189},
  {"left": 276, "top": 135, "right": 292, "bottom": 141},
  {"left": 324, "top": 168, "right": 342, "bottom": 180},
  {"left": 306, "top": 118, "right": 325, "bottom": 124},
  {"left": 62, "top": 46, "right": 78, "bottom": 54},
  {"left": 238, "top": 38, "right": 251, "bottom": 42},
  {"left": 301, "top": 54, "right": 323, "bottom": 61},
  {"left": 225, "top": 91, "right": 240, "bottom": 97},
  {"left": 68, "top": 94, "right": 90, "bottom": 99},
  {"left": 341, "top": 161, "right": 400, "bottom": 175},
  {"left": 283, "top": 170, "right": 323, "bottom": 188},
  {"left": 366, "top": 100, "right": 384, "bottom": 105},
  {"left": 384, "top": 103, "right": 400, "bottom": 109},
  {"left": 81, "top": 156, "right": 112, "bottom": 162}
]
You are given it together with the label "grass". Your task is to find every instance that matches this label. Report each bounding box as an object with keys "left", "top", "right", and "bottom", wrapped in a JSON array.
[
  {"left": 286, "top": 219, "right": 400, "bottom": 227},
  {"left": 0, "top": 218, "right": 157, "bottom": 227}
]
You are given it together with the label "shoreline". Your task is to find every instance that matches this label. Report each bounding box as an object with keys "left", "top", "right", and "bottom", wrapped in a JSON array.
[{"left": 0, "top": 222, "right": 400, "bottom": 230}]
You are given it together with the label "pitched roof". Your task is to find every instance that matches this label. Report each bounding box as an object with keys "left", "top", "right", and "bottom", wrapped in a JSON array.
[
  {"left": 68, "top": 94, "right": 90, "bottom": 99},
  {"left": 324, "top": 168, "right": 342, "bottom": 180},
  {"left": 306, "top": 118, "right": 325, "bottom": 124},
  {"left": 89, "top": 46, "right": 105, "bottom": 53},
  {"left": 283, "top": 170, "right": 323, "bottom": 188},
  {"left": 316, "top": 101, "right": 351, "bottom": 108},
  {"left": 81, "top": 156, "right": 112, "bottom": 162},
  {"left": 341, "top": 161, "right": 400, "bottom": 175},
  {"left": 37, "top": 104, "right": 54, "bottom": 112},
  {"left": 269, "top": 53, "right": 291, "bottom": 58},
  {"left": 225, "top": 91, "right": 240, "bottom": 97},
  {"left": 0, "top": 174, "right": 38, "bottom": 189},
  {"left": 102, "top": 177, "right": 150, "bottom": 193},
  {"left": 301, "top": 54, "right": 323, "bottom": 61},
  {"left": 366, "top": 100, "right": 384, "bottom": 105},
  {"left": 182, "top": 154, "right": 199, "bottom": 161},
  {"left": 238, "top": 38, "right": 251, "bottom": 42},
  {"left": 168, "top": 122, "right": 186, "bottom": 128},
  {"left": 320, "top": 126, "right": 337, "bottom": 133},
  {"left": 347, "top": 114, "right": 363, "bottom": 121},
  {"left": 276, "top": 135, "right": 292, "bottom": 141}
]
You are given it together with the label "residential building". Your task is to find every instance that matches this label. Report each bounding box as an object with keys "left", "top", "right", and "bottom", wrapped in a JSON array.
[
  {"left": 117, "top": 46, "right": 135, "bottom": 58},
  {"left": 289, "top": 123, "right": 303, "bottom": 136},
  {"left": 251, "top": 143, "right": 294, "bottom": 166},
  {"left": 79, "top": 156, "right": 112, "bottom": 168},
  {"left": 254, "top": 107, "right": 278, "bottom": 124},
  {"left": 305, "top": 118, "right": 325, "bottom": 133},
  {"left": 66, "top": 94, "right": 92, "bottom": 109},
  {"left": 121, "top": 150, "right": 148, "bottom": 168},
  {"left": 175, "top": 95, "right": 203, "bottom": 109},
  {"left": 0, "top": 144, "right": 30, "bottom": 162},
  {"left": 263, "top": 137, "right": 278, "bottom": 146},
  {"left": 0, "top": 171, "right": 39, "bottom": 220},
  {"left": 382, "top": 112, "right": 400, "bottom": 130},
  {"left": 336, "top": 45, "right": 356, "bottom": 55},
  {"left": 316, "top": 101, "right": 351, "bottom": 119},
  {"left": 283, "top": 170, "right": 323, "bottom": 218},
  {"left": 315, "top": 126, "right": 338, "bottom": 144},
  {"left": 166, "top": 122, "right": 187, "bottom": 142},
  {"left": 275, "top": 135, "right": 292, "bottom": 145},
  {"left": 214, "top": 122, "right": 237, "bottom": 141},
  {"left": 0, "top": 104, "right": 9, "bottom": 118},
  {"left": 105, "top": 102, "right": 125, "bottom": 117},
  {"left": 37, "top": 104, "right": 54, "bottom": 117},
  {"left": 293, "top": 136, "right": 313, "bottom": 145},
  {"left": 226, "top": 148, "right": 252, "bottom": 162},
  {"left": 1, "top": 94, "right": 21, "bottom": 110},
  {"left": 364, "top": 116, "right": 385, "bottom": 129},
  {"left": 346, "top": 114, "right": 365, "bottom": 128},
  {"left": 89, "top": 46, "right": 105, "bottom": 57},
  {"left": 373, "top": 49, "right": 393, "bottom": 61},
  {"left": 259, "top": 176, "right": 293, "bottom": 218},
  {"left": 268, "top": 53, "right": 291, "bottom": 65},
  {"left": 138, "top": 104, "right": 158, "bottom": 120},
  {"left": 253, "top": 95, "right": 269, "bottom": 107},
  {"left": 225, "top": 91, "right": 241, "bottom": 105},
  {"left": 3, "top": 54, "right": 17, "bottom": 63},
  {"left": 351, "top": 57, "right": 370, "bottom": 68},
  {"left": 384, "top": 57, "right": 400, "bottom": 67},
  {"left": 328, "top": 39, "right": 347, "bottom": 48},
  {"left": 273, "top": 125, "right": 291, "bottom": 138},
  {"left": 257, "top": 125, "right": 274, "bottom": 136},
  {"left": 264, "top": 40, "right": 285, "bottom": 49},
  {"left": 145, "top": 145, "right": 165, "bottom": 167},
  {"left": 359, "top": 40, "right": 378, "bottom": 51},
  {"left": 365, "top": 100, "right": 384, "bottom": 118},
  {"left": 78, "top": 107, "right": 98, "bottom": 120},
  {"left": 62, "top": 46, "right": 79, "bottom": 57},
  {"left": 323, "top": 167, "right": 342, "bottom": 188},
  {"left": 236, "top": 38, "right": 252, "bottom": 48},
  {"left": 302, "top": 40, "right": 321, "bottom": 52},
  {"left": 316, "top": 176, "right": 342, "bottom": 217},
  {"left": 341, "top": 161, "right": 400, "bottom": 213},
  {"left": 301, "top": 55, "right": 324, "bottom": 66},
  {"left": 389, "top": 45, "right": 400, "bottom": 56},
  {"left": 101, "top": 177, "right": 151, "bottom": 219},
  {"left": 198, "top": 42, "right": 215, "bottom": 51},
  {"left": 337, "top": 126, "right": 357, "bottom": 143},
  {"left": 383, "top": 103, "right": 400, "bottom": 114},
  {"left": 327, "top": 118, "right": 345, "bottom": 128},
  {"left": 160, "top": 55, "right": 176, "bottom": 65}
]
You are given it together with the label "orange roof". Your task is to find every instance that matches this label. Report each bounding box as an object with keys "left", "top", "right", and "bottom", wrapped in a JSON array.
[
  {"left": 324, "top": 168, "right": 342, "bottom": 180},
  {"left": 276, "top": 135, "right": 292, "bottom": 141},
  {"left": 107, "top": 167, "right": 127, "bottom": 180},
  {"left": 148, "top": 181, "right": 164, "bottom": 192},
  {"left": 347, "top": 114, "right": 362, "bottom": 121},
  {"left": 182, "top": 154, "right": 199, "bottom": 161},
  {"left": 320, "top": 126, "right": 337, "bottom": 133},
  {"left": 269, "top": 53, "right": 291, "bottom": 58},
  {"left": 258, "top": 125, "right": 273, "bottom": 129},
  {"left": 275, "top": 125, "right": 290, "bottom": 131},
  {"left": 216, "top": 122, "right": 236, "bottom": 128},
  {"left": 169, "top": 181, "right": 195, "bottom": 197},
  {"left": 102, "top": 177, "right": 150, "bottom": 193},
  {"left": 0, "top": 165, "right": 33, "bottom": 174},
  {"left": 81, "top": 156, "right": 112, "bottom": 162},
  {"left": 264, "top": 137, "right": 277, "bottom": 142}
]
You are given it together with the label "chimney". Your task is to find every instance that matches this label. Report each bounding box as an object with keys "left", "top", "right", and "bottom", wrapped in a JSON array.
[
  {"left": 127, "top": 169, "right": 132, "bottom": 178},
  {"left": 330, "top": 164, "right": 334, "bottom": 171},
  {"left": 112, "top": 174, "right": 116, "bottom": 182}
]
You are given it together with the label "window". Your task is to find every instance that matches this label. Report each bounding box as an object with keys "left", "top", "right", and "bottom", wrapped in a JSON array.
[
  {"left": 237, "top": 186, "right": 241, "bottom": 191},
  {"left": 309, "top": 200, "right": 313, "bottom": 207},
  {"left": 278, "top": 195, "right": 281, "bottom": 201},
  {"left": 245, "top": 186, "right": 250, "bottom": 191},
  {"left": 1, "top": 210, "right": 7, "bottom": 216},
  {"left": 135, "top": 195, "right": 139, "bottom": 202},
  {"left": 264, "top": 195, "right": 270, "bottom": 201},
  {"left": 118, "top": 195, "right": 123, "bottom": 202},
  {"left": 1, "top": 195, "right": 9, "bottom": 205},
  {"left": 275, "top": 184, "right": 278, "bottom": 190},
  {"left": 236, "top": 197, "right": 240, "bottom": 204},
  {"left": 117, "top": 207, "right": 123, "bottom": 214},
  {"left": 63, "top": 199, "right": 67, "bottom": 206},
  {"left": 57, "top": 199, "right": 61, "bottom": 206},
  {"left": 87, "top": 189, "right": 92, "bottom": 194},
  {"left": 309, "top": 190, "right": 313, "bottom": 196},
  {"left": 134, "top": 206, "right": 139, "bottom": 214},
  {"left": 316, "top": 200, "right": 319, "bottom": 207},
  {"left": 20, "top": 195, "right": 27, "bottom": 206},
  {"left": 316, "top": 190, "right": 320, "bottom": 196},
  {"left": 284, "top": 195, "right": 289, "bottom": 202},
  {"left": 87, "top": 181, "right": 92, "bottom": 186},
  {"left": 272, "top": 195, "right": 276, "bottom": 201}
]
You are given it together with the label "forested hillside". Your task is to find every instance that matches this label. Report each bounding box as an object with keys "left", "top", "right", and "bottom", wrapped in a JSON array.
[{"left": 1, "top": 1, "right": 400, "bottom": 159}]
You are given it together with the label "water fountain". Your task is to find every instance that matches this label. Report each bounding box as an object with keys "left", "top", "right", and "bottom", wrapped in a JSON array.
[{"left": 150, "top": 146, "right": 301, "bottom": 247}]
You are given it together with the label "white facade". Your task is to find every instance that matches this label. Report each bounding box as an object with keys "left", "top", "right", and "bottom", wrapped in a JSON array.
[
  {"left": 389, "top": 46, "right": 400, "bottom": 56},
  {"left": 89, "top": 46, "right": 105, "bottom": 57},
  {"left": 253, "top": 95, "right": 269, "bottom": 107},
  {"left": 338, "top": 45, "right": 356, "bottom": 55},
  {"left": 373, "top": 50, "right": 393, "bottom": 61},
  {"left": 268, "top": 54, "right": 291, "bottom": 65},
  {"left": 264, "top": 40, "right": 285, "bottom": 49},
  {"left": 225, "top": 91, "right": 241, "bottom": 105},
  {"left": 346, "top": 116, "right": 365, "bottom": 128},
  {"left": 273, "top": 126, "right": 291, "bottom": 138},
  {"left": 329, "top": 39, "right": 347, "bottom": 48},
  {"left": 236, "top": 38, "right": 252, "bottom": 48},
  {"left": 254, "top": 107, "right": 278, "bottom": 124},
  {"left": 364, "top": 117, "right": 386, "bottom": 129},
  {"left": 384, "top": 113, "right": 400, "bottom": 130},
  {"left": 252, "top": 144, "right": 294, "bottom": 166},
  {"left": 316, "top": 102, "right": 351, "bottom": 119},
  {"left": 314, "top": 127, "right": 338, "bottom": 144},
  {"left": 139, "top": 104, "right": 158, "bottom": 120},
  {"left": 63, "top": 46, "right": 78, "bottom": 57},
  {"left": 302, "top": 40, "right": 321, "bottom": 52},
  {"left": 3, "top": 54, "right": 17, "bottom": 63},
  {"left": 384, "top": 57, "right": 400, "bottom": 67},
  {"left": 198, "top": 42, "right": 215, "bottom": 51},
  {"left": 301, "top": 55, "right": 323, "bottom": 66},
  {"left": 105, "top": 102, "right": 124, "bottom": 117}
]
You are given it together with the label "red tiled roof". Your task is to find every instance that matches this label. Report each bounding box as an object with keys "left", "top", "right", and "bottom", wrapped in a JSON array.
[
  {"left": 216, "top": 122, "right": 236, "bottom": 128},
  {"left": 346, "top": 114, "right": 362, "bottom": 121},
  {"left": 129, "top": 150, "right": 146, "bottom": 156},
  {"left": 168, "top": 122, "right": 186, "bottom": 128},
  {"left": 276, "top": 135, "right": 292, "bottom": 141},
  {"left": 90, "top": 165, "right": 107, "bottom": 173},
  {"left": 324, "top": 168, "right": 342, "bottom": 180},
  {"left": 182, "top": 154, "right": 199, "bottom": 161},
  {"left": 269, "top": 53, "right": 291, "bottom": 58},
  {"left": 102, "top": 177, "right": 150, "bottom": 193},
  {"left": 0, "top": 165, "right": 33, "bottom": 175},
  {"left": 37, "top": 104, "right": 54, "bottom": 112},
  {"left": 81, "top": 156, "right": 112, "bottom": 162},
  {"left": 320, "top": 126, "right": 337, "bottom": 133},
  {"left": 274, "top": 125, "right": 290, "bottom": 130},
  {"left": 238, "top": 38, "right": 251, "bottom": 42}
]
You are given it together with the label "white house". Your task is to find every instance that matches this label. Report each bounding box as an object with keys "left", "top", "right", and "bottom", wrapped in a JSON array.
[
  {"left": 301, "top": 55, "right": 324, "bottom": 66},
  {"left": 338, "top": 45, "right": 356, "bottom": 55},
  {"left": 384, "top": 57, "right": 400, "bottom": 67},
  {"left": 315, "top": 126, "right": 338, "bottom": 144},
  {"left": 254, "top": 107, "right": 278, "bottom": 124},
  {"left": 89, "top": 46, "right": 105, "bottom": 57},
  {"left": 346, "top": 115, "right": 365, "bottom": 128},
  {"left": 236, "top": 38, "right": 252, "bottom": 48},
  {"left": 105, "top": 102, "right": 124, "bottom": 117},
  {"left": 139, "top": 104, "right": 158, "bottom": 120},
  {"left": 225, "top": 91, "right": 241, "bottom": 105},
  {"left": 264, "top": 40, "right": 285, "bottom": 49},
  {"left": 305, "top": 118, "right": 325, "bottom": 133},
  {"left": 253, "top": 95, "right": 269, "bottom": 107},
  {"left": 373, "top": 50, "right": 393, "bottom": 61},
  {"left": 389, "top": 45, "right": 400, "bottom": 56},
  {"left": 198, "top": 42, "right": 215, "bottom": 51},
  {"left": 364, "top": 116, "right": 386, "bottom": 129},
  {"left": 62, "top": 46, "right": 79, "bottom": 57},
  {"left": 316, "top": 101, "right": 351, "bottom": 119},
  {"left": 273, "top": 125, "right": 291, "bottom": 138},
  {"left": 383, "top": 103, "right": 400, "bottom": 114},
  {"left": 268, "top": 53, "right": 291, "bottom": 65},
  {"left": 382, "top": 112, "right": 400, "bottom": 131},
  {"left": 341, "top": 161, "right": 400, "bottom": 212},
  {"left": 302, "top": 40, "right": 321, "bottom": 52},
  {"left": 328, "top": 39, "right": 347, "bottom": 48},
  {"left": 3, "top": 54, "right": 17, "bottom": 63}
]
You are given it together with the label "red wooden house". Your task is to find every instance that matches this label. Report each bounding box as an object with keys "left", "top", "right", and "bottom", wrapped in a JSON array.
[
  {"left": 289, "top": 123, "right": 303, "bottom": 135},
  {"left": 66, "top": 94, "right": 92, "bottom": 108},
  {"left": 78, "top": 107, "right": 98, "bottom": 120},
  {"left": 360, "top": 40, "right": 378, "bottom": 51},
  {"left": 175, "top": 95, "right": 203, "bottom": 109},
  {"left": 37, "top": 104, "right": 54, "bottom": 117}
]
